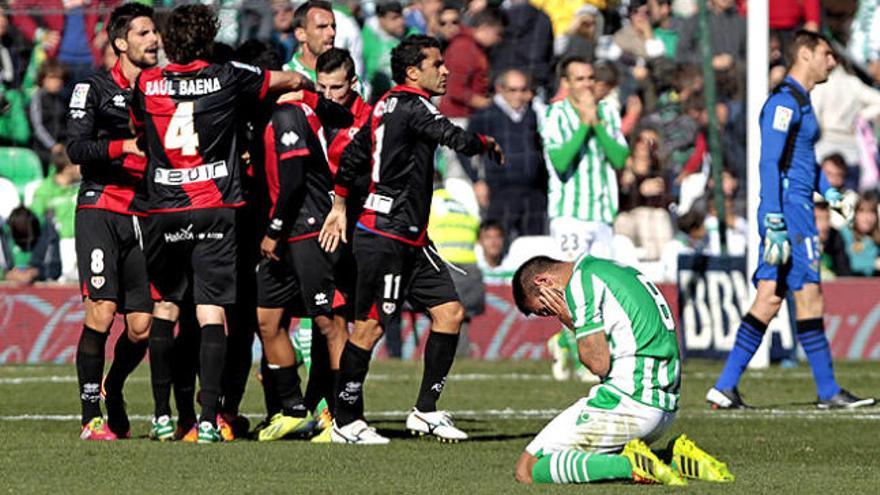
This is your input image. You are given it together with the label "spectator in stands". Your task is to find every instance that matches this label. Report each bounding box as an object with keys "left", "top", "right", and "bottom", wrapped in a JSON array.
[
  {"left": 0, "top": 205, "right": 61, "bottom": 284},
  {"left": 555, "top": 5, "right": 602, "bottom": 63},
  {"left": 435, "top": 2, "right": 462, "bottom": 52},
  {"left": 815, "top": 201, "right": 852, "bottom": 279},
  {"left": 676, "top": 0, "right": 745, "bottom": 72},
  {"left": 704, "top": 168, "right": 748, "bottom": 256},
  {"left": 29, "top": 148, "right": 79, "bottom": 244},
  {"left": 11, "top": 0, "right": 116, "bottom": 95},
  {"left": 438, "top": 8, "right": 503, "bottom": 120},
  {"left": 648, "top": 0, "right": 683, "bottom": 59},
  {"left": 769, "top": 0, "right": 820, "bottom": 48},
  {"left": 0, "top": 5, "right": 30, "bottom": 89},
  {"left": 812, "top": 63, "right": 880, "bottom": 190},
  {"left": 362, "top": 1, "right": 408, "bottom": 102},
  {"left": 270, "top": 0, "right": 298, "bottom": 64},
  {"left": 531, "top": 0, "right": 596, "bottom": 49},
  {"left": 466, "top": 68, "right": 546, "bottom": 241},
  {"left": 659, "top": 207, "right": 706, "bottom": 282},
  {"left": 615, "top": 126, "right": 672, "bottom": 261},
  {"left": 840, "top": 192, "right": 880, "bottom": 277},
  {"left": 405, "top": 0, "right": 444, "bottom": 36},
  {"left": 491, "top": 0, "right": 554, "bottom": 96},
  {"left": 476, "top": 219, "right": 510, "bottom": 277},
  {"left": 29, "top": 59, "right": 68, "bottom": 172},
  {"left": 613, "top": 0, "right": 668, "bottom": 63},
  {"left": 848, "top": 0, "right": 880, "bottom": 81}
]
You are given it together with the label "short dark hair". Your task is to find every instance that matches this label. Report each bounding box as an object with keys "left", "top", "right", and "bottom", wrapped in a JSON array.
[
  {"left": 512, "top": 255, "right": 562, "bottom": 316},
  {"left": 108, "top": 2, "right": 154, "bottom": 56},
  {"left": 37, "top": 59, "right": 66, "bottom": 86},
  {"left": 821, "top": 152, "right": 847, "bottom": 171},
  {"left": 162, "top": 4, "right": 218, "bottom": 64},
  {"left": 593, "top": 60, "right": 619, "bottom": 87},
  {"left": 294, "top": 0, "right": 333, "bottom": 30},
  {"left": 470, "top": 8, "right": 504, "bottom": 28},
  {"left": 479, "top": 219, "right": 504, "bottom": 235},
  {"left": 317, "top": 48, "right": 356, "bottom": 79},
  {"left": 676, "top": 208, "right": 706, "bottom": 234},
  {"left": 235, "top": 40, "right": 282, "bottom": 70},
  {"left": 557, "top": 55, "right": 590, "bottom": 80},
  {"left": 787, "top": 29, "right": 834, "bottom": 68},
  {"left": 390, "top": 35, "right": 441, "bottom": 84},
  {"left": 6, "top": 206, "right": 40, "bottom": 251},
  {"left": 376, "top": 1, "right": 404, "bottom": 17}
]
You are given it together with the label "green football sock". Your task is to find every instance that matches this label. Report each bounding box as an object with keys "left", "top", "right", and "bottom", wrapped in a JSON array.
[
  {"left": 295, "top": 319, "right": 313, "bottom": 372},
  {"left": 532, "top": 451, "right": 632, "bottom": 484}
]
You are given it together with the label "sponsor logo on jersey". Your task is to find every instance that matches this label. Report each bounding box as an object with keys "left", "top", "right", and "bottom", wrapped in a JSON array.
[
  {"left": 145, "top": 77, "right": 222, "bottom": 96},
  {"left": 164, "top": 224, "right": 194, "bottom": 243},
  {"left": 281, "top": 131, "right": 299, "bottom": 147},
  {"left": 364, "top": 192, "right": 393, "bottom": 214},
  {"left": 382, "top": 302, "right": 396, "bottom": 315},
  {"left": 197, "top": 232, "right": 225, "bottom": 240},
  {"left": 314, "top": 292, "right": 328, "bottom": 306},
  {"left": 154, "top": 161, "right": 228, "bottom": 185},
  {"left": 70, "top": 109, "right": 86, "bottom": 119},
  {"left": 112, "top": 94, "right": 126, "bottom": 107},
  {"left": 70, "top": 83, "right": 90, "bottom": 109},
  {"left": 772, "top": 105, "right": 793, "bottom": 132},
  {"left": 90, "top": 276, "right": 105, "bottom": 289}
]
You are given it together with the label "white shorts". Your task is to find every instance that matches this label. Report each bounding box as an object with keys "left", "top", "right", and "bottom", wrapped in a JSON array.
[
  {"left": 549, "top": 217, "right": 614, "bottom": 261},
  {"left": 525, "top": 384, "right": 676, "bottom": 456}
]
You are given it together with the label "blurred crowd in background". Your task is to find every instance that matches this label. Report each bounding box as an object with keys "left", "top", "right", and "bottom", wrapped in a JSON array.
[{"left": 1, "top": 0, "right": 880, "bottom": 291}]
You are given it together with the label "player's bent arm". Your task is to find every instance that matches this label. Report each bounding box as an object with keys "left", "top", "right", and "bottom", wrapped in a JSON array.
[
  {"left": 66, "top": 85, "right": 118, "bottom": 165},
  {"left": 267, "top": 70, "right": 315, "bottom": 93},
  {"left": 593, "top": 123, "right": 629, "bottom": 169},
  {"left": 410, "top": 97, "right": 488, "bottom": 156},
  {"left": 544, "top": 124, "right": 589, "bottom": 176},
  {"left": 576, "top": 330, "right": 611, "bottom": 378}
]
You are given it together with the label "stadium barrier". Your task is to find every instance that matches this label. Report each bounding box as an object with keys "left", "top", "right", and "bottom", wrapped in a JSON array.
[{"left": 1, "top": 278, "right": 879, "bottom": 363}]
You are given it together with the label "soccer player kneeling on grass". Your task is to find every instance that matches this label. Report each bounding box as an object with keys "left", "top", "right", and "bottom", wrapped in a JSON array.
[{"left": 511, "top": 255, "right": 733, "bottom": 485}]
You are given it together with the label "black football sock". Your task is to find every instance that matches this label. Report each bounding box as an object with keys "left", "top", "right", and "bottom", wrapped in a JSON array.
[
  {"left": 198, "top": 324, "right": 227, "bottom": 426},
  {"left": 104, "top": 329, "right": 147, "bottom": 397},
  {"left": 304, "top": 329, "right": 331, "bottom": 412},
  {"left": 273, "top": 365, "right": 307, "bottom": 418},
  {"left": 334, "top": 341, "right": 372, "bottom": 427},
  {"left": 149, "top": 318, "right": 175, "bottom": 418},
  {"left": 326, "top": 369, "right": 340, "bottom": 414},
  {"left": 76, "top": 325, "right": 108, "bottom": 425},
  {"left": 415, "top": 331, "right": 459, "bottom": 412},
  {"left": 172, "top": 317, "right": 199, "bottom": 424},
  {"left": 260, "top": 355, "right": 282, "bottom": 418},
  {"left": 219, "top": 312, "right": 254, "bottom": 415}
]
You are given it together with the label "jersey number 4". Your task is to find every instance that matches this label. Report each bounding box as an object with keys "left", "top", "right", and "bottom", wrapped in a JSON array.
[{"left": 164, "top": 102, "right": 200, "bottom": 156}]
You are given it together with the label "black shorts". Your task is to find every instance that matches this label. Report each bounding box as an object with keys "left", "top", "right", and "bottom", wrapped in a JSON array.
[
  {"left": 75, "top": 208, "right": 152, "bottom": 313},
  {"left": 352, "top": 229, "right": 459, "bottom": 327},
  {"left": 256, "top": 236, "right": 352, "bottom": 317},
  {"left": 144, "top": 208, "right": 237, "bottom": 306}
]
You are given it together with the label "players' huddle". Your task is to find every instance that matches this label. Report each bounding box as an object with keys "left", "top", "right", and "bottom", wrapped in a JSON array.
[{"left": 70, "top": 1, "right": 734, "bottom": 487}]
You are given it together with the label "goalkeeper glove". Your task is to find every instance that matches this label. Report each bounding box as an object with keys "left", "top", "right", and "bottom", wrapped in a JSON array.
[
  {"left": 824, "top": 187, "right": 856, "bottom": 225},
  {"left": 763, "top": 213, "right": 790, "bottom": 266}
]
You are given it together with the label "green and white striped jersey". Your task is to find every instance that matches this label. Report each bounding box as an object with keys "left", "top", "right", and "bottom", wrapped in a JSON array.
[
  {"left": 540, "top": 97, "right": 626, "bottom": 224},
  {"left": 564, "top": 255, "right": 681, "bottom": 411}
]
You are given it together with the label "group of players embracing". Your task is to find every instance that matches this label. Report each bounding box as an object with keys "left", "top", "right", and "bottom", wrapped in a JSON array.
[{"left": 70, "top": 0, "right": 501, "bottom": 447}]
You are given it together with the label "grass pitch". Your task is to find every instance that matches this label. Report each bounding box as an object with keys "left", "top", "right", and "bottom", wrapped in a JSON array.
[{"left": 1, "top": 359, "right": 879, "bottom": 494}]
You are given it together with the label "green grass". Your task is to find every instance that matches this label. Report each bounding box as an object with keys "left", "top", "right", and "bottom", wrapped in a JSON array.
[{"left": 1, "top": 359, "right": 879, "bottom": 494}]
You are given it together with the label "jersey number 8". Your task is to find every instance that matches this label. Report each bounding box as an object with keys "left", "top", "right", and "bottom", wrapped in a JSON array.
[
  {"left": 165, "top": 101, "right": 200, "bottom": 156},
  {"left": 637, "top": 274, "right": 675, "bottom": 331}
]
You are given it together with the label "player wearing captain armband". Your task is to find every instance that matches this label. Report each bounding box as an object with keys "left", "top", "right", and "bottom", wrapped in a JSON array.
[
  {"left": 511, "top": 255, "right": 733, "bottom": 486},
  {"left": 706, "top": 30, "right": 875, "bottom": 411}
]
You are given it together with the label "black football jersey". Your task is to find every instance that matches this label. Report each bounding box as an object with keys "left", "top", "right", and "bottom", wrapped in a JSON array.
[
  {"left": 131, "top": 60, "right": 270, "bottom": 212},
  {"left": 66, "top": 62, "right": 148, "bottom": 216},
  {"left": 336, "top": 85, "right": 489, "bottom": 245}
]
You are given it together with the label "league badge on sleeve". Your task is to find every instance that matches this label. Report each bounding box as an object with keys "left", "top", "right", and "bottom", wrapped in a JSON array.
[
  {"left": 772, "top": 106, "right": 793, "bottom": 132},
  {"left": 70, "top": 83, "right": 90, "bottom": 109}
]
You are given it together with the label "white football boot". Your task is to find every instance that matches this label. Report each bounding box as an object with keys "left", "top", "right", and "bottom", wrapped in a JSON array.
[
  {"left": 330, "top": 419, "right": 390, "bottom": 445},
  {"left": 406, "top": 409, "right": 468, "bottom": 442}
]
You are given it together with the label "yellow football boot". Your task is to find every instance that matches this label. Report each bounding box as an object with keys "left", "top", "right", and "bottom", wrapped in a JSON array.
[
  {"left": 672, "top": 434, "right": 735, "bottom": 482},
  {"left": 622, "top": 439, "right": 687, "bottom": 486}
]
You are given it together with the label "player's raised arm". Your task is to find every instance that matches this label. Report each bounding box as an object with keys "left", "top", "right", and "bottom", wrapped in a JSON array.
[
  {"left": 409, "top": 96, "right": 505, "bottom": 165},
  {"left": 267, "top": 69, "right": 316, "bottom": 93}
]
